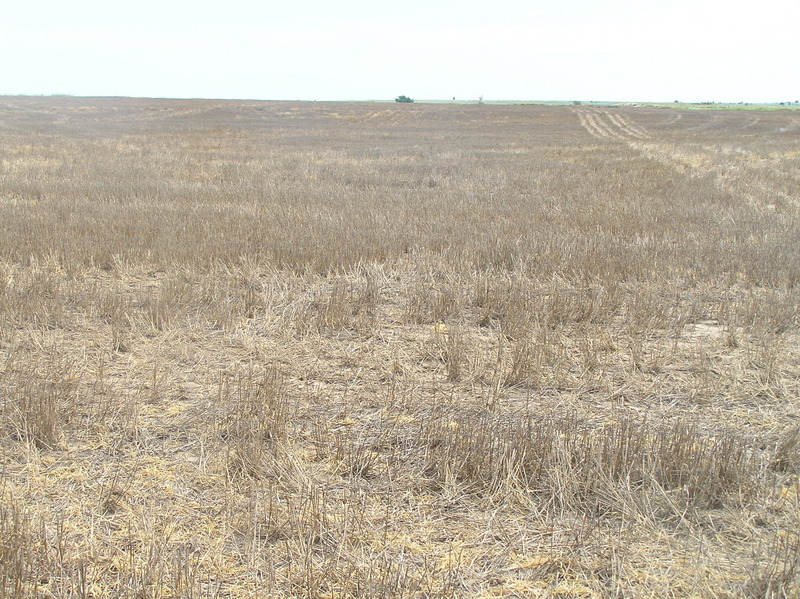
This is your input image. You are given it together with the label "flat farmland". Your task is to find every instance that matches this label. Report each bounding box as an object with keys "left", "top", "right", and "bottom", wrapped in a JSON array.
[{"left": 1, "top": 97, "right": 799, "bottom": 598}]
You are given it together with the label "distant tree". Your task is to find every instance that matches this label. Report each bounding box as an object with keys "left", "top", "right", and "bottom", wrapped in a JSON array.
[{"left": 395, "top": 95, "right": 414, "bottom": 103}]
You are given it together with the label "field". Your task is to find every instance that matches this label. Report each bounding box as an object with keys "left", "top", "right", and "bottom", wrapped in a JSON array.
[{"left": 1, "top": 96, "right": 799, "bottom": 598}]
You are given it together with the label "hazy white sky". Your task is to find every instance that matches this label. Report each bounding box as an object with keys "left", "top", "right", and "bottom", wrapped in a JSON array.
[{"left": 1, "top": 0, "right": 797, "bottom": 102}]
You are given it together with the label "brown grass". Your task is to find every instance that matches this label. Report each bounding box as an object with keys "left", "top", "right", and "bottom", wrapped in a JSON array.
[{"left": 0, "top": 96, "right": 799, "bottom": 597}]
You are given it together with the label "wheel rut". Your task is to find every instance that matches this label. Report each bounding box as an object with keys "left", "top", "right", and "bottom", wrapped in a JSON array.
[{"left": 573, "top": 108, "right": 650, "bottom": 140}]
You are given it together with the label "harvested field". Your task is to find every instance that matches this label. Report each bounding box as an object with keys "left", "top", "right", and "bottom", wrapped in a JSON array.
[{"left": 1, "top": 96, "right": 799, "bottom": 598}]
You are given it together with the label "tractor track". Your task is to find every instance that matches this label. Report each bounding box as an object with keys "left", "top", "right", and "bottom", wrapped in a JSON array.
[
  {"left": 573, "top": 108, "right": 650, "bottom": 140},
  {"left": 573, "top": 107, "right": 797, "bottom": 209}
]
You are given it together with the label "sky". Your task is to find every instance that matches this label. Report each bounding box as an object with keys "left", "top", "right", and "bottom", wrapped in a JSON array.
[{"left": 1, "top": 0, "right": 798, "bottom": 103}]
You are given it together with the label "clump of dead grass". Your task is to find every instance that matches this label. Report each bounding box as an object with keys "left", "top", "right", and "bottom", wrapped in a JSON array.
[
  {"left": 215, "top": 366, "right": 292, "bottom": 479},
  {"left": 420, "top": 410, "right": 762, "bottom": 514}
]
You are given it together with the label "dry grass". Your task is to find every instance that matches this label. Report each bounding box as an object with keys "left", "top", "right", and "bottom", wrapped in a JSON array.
[{"left": 0, "top": 96, "right": 799, "bottom": 597}]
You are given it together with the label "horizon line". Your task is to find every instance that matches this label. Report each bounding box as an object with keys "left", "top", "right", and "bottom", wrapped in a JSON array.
[{"left": 2, "top": 93, "right": 798, "bottom": 107}]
